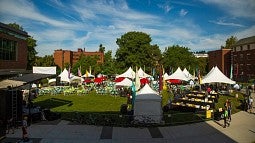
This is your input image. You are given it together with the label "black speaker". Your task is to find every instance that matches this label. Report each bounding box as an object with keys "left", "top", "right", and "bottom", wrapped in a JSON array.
[{"left": 56, "top": 77, "right": 61, "bottom": 86}]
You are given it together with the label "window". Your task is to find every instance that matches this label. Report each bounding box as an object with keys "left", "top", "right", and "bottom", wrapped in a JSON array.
[{"left": 0, "top": 38, "right": 17, "bottom": 60}]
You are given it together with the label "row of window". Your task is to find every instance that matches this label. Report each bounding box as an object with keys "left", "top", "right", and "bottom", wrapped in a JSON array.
[{"left": 0, "top": 38, "right": 17, "bottom": 60}]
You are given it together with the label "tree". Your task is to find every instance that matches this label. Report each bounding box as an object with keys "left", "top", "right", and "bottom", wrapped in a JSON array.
[
  {"left": 27, "top": 37, "right": 38, "bottom": 69},
  {"left": 99, "top": 44, "right": 105, "bottom": 53},
  {"left": 222, "top": 36, "right": 238, "bottom": 49},
  {"left": 72, "top": 55, "right": 99, "bottom": 76},
  {"left": 8, "top": 22, "right": 23, "bottom": 31},
  {"left": 115, "top": 31, "right": 162, "bottom": 72},
  {"left": 8, "top": 22, "right": 38, "bottom": 70},
  {"left": 162, "top": 45, "right": 197, "bottom": 73}
]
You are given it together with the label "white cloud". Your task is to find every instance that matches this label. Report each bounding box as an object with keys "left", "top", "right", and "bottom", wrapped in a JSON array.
[
  {"left": 0, "top": 0, "right": 79, "bottom": 29},
  {"left": 200, "top": 0, "right": 255, "bottom": 19},
  {"left": 209, "top": 20, "right": 245, "bottom": 27},
  {"left": 180, "top": 9, "right": 188, "bottom": 16}
]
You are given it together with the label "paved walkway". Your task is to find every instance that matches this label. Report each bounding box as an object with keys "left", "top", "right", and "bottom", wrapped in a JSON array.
[{"left": 2, "top": 93, "right": 255, "bottom": 143}]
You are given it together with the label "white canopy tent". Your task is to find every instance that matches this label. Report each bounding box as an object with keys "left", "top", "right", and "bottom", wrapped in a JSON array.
[
  {"left": 115, "top": 78, "right": 132, "bottom": 87},
  {"left": 58, "top": 68, "right": 71, "bottom": 83},
  {"left": 116, "top": 67, "right": 135, "bottom": 79},
  {"left": 138, "top": 67, "right": 151, "bottom": 78},
  {"left": 165, "top": 67, "right": 189, "bottom": 81},
  {"left": 81, "top": 72, "right": 95, "bottom": 78},
  {"left": 134, "top": 84, "right": 162, "bottom": 123},
  {"left": 201, "top": 66, "right": 236, "bottom": 84},
  {"left": 163, "top": 73, "right": 169, "bottom": 79},
  {"left": 183, "top": 68, "right": 195, "bottom": 80}
]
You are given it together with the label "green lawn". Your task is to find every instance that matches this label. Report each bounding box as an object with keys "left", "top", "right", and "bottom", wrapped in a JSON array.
[{"left": 32, "top": 91, "right": 127, "bottom": 120}]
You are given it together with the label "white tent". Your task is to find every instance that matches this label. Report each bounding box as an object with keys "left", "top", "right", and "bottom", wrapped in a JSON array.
[
  {"left": 81, "top": 72, "right": 95, "bottom": 78},
  {"left": 163, "top": 73, "right": 169, "bottom": 79},
  {"left": 58, "top": 68, "right": 70, "bottom": 83},
  {"left": 115, "top": 78, "right": 132, "bottom": 86},
  {"left": 134, "top": 84, "right": 162, "bottom": 123},
  {"left": 203, "top": 66, "right": 215, "bottom": 79},
  {"left": 201, "top": 66, "right": 236, "bottom": 84},
  {"left": 138, "top": 67, "right": 151, "bottom": 78},
  {"left": 70, "top": 75, "right": 84, "bottom": 83},
  {"left": 116, "top": 67, "right": 135, "bottom": 79},
  {"left": 165, "top": 67, "right": 189, "bottom": 81},
  {"left": 183, "top": 68, "right": 195, "bottom": 79}
]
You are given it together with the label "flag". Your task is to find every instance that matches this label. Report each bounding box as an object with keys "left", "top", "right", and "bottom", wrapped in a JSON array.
[
  {"left": 89, "top": 66, "right": 91, "bottom": 75},
  {"left": 230, "top": 64, "right": 233, "bottom": 79},
  {"left": 198, "top": 69, "right": 202, "bottom": 84},
  {"left": 131, "top": 82, "right": 136, "bottom": 110},
  {"left": 135, "top": 66, "right": 140, "bottom": 91},
  {"left": 86, "top": 70, "right": 89, "bottom": 78},
  {"left": 235, "top": 63, "right": 238, "bottom": 79},
  {"left": 78, "top": 66, "right": 82, "bottom": 77},
  {"left": 162, "top": 66, "right": 167, "bottom": 90},
  {"left": 159, "top": 65, "right": 163, "bottom": 92},
  {"left": 68, "top": 66, "right": 71, "bottom": 79}
]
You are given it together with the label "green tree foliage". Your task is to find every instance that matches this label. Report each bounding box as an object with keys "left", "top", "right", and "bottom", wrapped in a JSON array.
[
  {"left": 8, "top": 22, "right": 38, "bottom": 70},
  {"left": 222, "top": 36, "right": 238, "bottom": 49},
  {"left": 72, "top": 55, "right": 99, "bottom": 76},
  {"left": 162, "top": 45, "right": 197, "bottom": 73},
  {"left": 27, "top": 37, "right": 38, "bottom": 69},
  {"left": 35, "top": 55, "right": 55, "bottom": 66},
  {"left": 8, "top": 22, "right": 23, "bottom": 31},
  {"left": 99, "top": 44, "right": 105, "bottom": 53},
  {"left": 101, "top": 50, "right": 117, "bottom": 75},
  {"left": 115, "top": 31, "right": 162, "bottom": 73}
]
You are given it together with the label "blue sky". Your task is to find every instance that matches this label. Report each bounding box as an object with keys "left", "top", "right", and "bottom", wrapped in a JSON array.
[{"left": 0, "top": 0, "right": 254, "bottom": 57}]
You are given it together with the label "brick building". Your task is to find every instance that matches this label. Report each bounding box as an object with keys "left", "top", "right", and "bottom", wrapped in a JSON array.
[
  {"left": 0, "top": 22, "right": 28, "bottom": 71},
  {"left": 231, "top": 36, "right": 255, "bottom": 82},
  {"left": 54, "top": 48, "right": 104, "bottom": 70},
  {"left": 208, "top": 49, "right": 231, "bottom": 77}
]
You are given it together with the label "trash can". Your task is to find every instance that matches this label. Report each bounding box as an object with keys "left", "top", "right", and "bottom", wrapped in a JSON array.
[{"left": 206, "top": 110, "right": 211, "bottom": 119}]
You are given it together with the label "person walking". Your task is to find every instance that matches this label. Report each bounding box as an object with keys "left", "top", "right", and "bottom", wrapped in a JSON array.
[
  {"left": 22, "top": 116, "right": 29, "bottom": 142},
  {"left": 225, "top": 99, "right": 232, "bottom": 122},
  {"left": 223, "top": 108, "right": 229, "bottom": 128},
  {"left": 249, "top": 96, "right": 253, "bottom": 113}
]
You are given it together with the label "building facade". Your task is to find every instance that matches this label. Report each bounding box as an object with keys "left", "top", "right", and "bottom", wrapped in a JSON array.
[
  {"left": 0, "top": 22, "right": 28, "bottom": 71},
  {"left": 208, "top": 49, "right": 231, "bottom": 78},
  {"left": 54, "top": 48, "right": 104, "bottom": 70},
  {"left": 231, "top": 36, "right": 255, "bottom": 82}
]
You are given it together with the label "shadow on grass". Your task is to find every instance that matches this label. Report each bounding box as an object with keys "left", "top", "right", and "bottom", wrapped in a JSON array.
[{"left": 33, "top": 98, "right": 72, "bottom": 109}]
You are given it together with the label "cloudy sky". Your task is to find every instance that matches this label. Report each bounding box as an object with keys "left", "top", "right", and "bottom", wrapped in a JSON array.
[{"left": 0, "top": 0, "right": 254, "bottom": 57}]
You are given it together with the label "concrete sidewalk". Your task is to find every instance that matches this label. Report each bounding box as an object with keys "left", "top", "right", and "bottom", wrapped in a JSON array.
[
  {"left": 3, "top": 110, "right": 255, "bottom": 143},
  {"left": 3, "top": 92, "right": 255, "bottom": 143}
]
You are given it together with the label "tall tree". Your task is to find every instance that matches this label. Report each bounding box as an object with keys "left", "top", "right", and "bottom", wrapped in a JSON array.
[
  {"left": 27, "top": 37, "right": 38, "bottom": 69},
  {"left": 162, "top": 45, "right": 197, "bottom": 73},
  {"left": 8, "top": 22, "right": 38, "bottom": 70},
  {"left": 115, "top": 31, "right": 161, "bottom": 72},
  {"left": 222, "top": 36, "right": 238, "bottom": 49}
]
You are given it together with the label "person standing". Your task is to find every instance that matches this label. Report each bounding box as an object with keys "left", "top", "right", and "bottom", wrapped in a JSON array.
[
  {"left": 22, "top": 116, "right": 29, "bottom": 141},
  {"left": 225, "top": 99, "right": 232, "bottom": 122},
  {"left": 249, "top": 97, "right": 253, "bottom": 113},
  {"left": 6, "top": 117, "right": 14, "bottom": 134}
]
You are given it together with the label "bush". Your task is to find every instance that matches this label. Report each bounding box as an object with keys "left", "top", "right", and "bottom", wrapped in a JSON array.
[{"left": 120, "top": 104, "right": 128, "bottom": 114}]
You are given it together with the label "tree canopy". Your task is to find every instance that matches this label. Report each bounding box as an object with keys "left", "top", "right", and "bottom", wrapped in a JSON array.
[
  {"left": 162, "top": 45, "right": 198, "bottom": 73},
  {"left": 222, "top": 36, "right": 238, "bottom": 49},
  {"left": 115, "top": 31, "right": 161, "bottom": 73}
]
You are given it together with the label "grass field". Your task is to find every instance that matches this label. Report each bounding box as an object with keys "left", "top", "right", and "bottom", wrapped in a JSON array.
[{"left": 32, "top": 88, "right": 246, "bottom": 126}]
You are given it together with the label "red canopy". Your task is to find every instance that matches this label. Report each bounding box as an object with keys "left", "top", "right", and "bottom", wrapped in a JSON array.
[
  {"left": 83, "top": 78, "right": 92, "bottom": 83},
  {"left": 167, "top": 79, "right": 182, "bottom": 84},
  {"left": 94, "top": 77, "right": 103, "bottom": 84},
  {"left": 114, "top": 77, "right": 125, "bottom": 82},
  {"left": 140, "top": 78, "right": 149, "bottom": 85}
]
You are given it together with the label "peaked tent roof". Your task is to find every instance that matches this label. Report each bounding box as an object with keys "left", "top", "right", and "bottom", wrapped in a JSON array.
[
  {"left": 115, "top": 78, "right": 132, "bottom": 86},
  {"left": 58, "top": 68, "right": 70, "bottom": 83},
  {"left": 163, "top": 73, "right": 169, "bottom": 79},
  {"left": 183, "top": 68, "right": 194, "bottom": 79},
  {"left": 116, "top": 67, "right": 135, "bottom": 79},
  {"left": 165, "top": 67, "right": 189, "bottom": 81},
  {"left": 138, "top": 67, "right": 151, "bottom": 78},
  {"left": 203, "top": 66, "right": 215, "bottom": 79},
  {"left": 201, "top": 66, "right": 236, "bottom": 84},
  {"left": 137, "top": 84, "right": 159, "bottom": 96}
]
